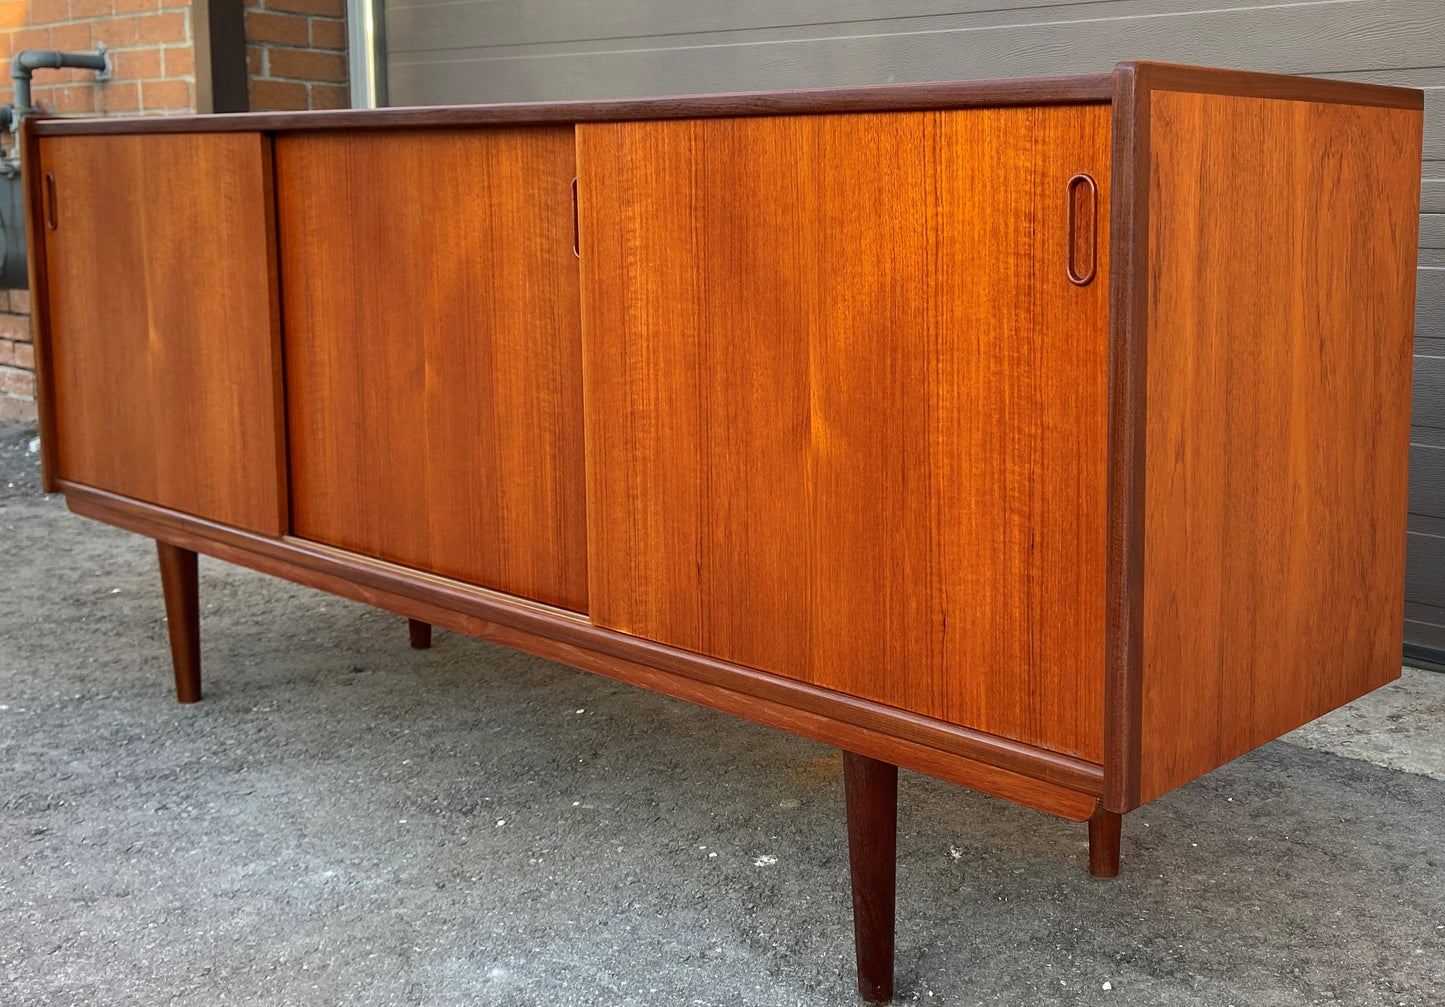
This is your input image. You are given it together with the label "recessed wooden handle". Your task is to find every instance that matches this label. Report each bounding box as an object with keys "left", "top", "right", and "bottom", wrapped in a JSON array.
[
  {"left": 43, "top": 171, "right": 57, "bottom": 231},
  {"left": 572, "top": 177, "right": 579, "bottom": 258},
  {"left": 1067, "top": 172, "right": 1096, "bottom": 286}
]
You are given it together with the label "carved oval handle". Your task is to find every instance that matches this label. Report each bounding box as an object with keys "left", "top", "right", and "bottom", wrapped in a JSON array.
[
  {"left": 43, "top": 171, "right": 57, "bottom": 231},
  {"left": 1067, "top": 172, "right": 1097, "bottom": 286}
]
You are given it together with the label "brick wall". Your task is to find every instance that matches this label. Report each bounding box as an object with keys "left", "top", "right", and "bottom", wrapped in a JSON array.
[
  {"left": 246, "top": 0, "right": 348, "bottom": 111},
  {"left": 0, "top": 0, "right": 349, "bottom": 422},
  {"left": 0, "top": 290, "right": 33, "bottom": 420},
  {"left": 0, "top": 0, "right": 196, "bottom": 117}
]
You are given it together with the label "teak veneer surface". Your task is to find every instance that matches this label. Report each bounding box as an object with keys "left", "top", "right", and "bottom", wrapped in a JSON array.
[
  {"left": 38, "top": 132, "right": 286, "bottom": 535},
  {"left": 579, "top": 105, "right": 1111, "bottom": 761},
  {"left": 1137, "top": 90, "right": 1419, "bottom": 803},
  {"left": 276, "top": 127, "right": 589, "bottom": 611}
]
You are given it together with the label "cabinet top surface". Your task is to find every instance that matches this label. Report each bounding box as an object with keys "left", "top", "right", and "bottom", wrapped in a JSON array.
[{"left": 27, "top": 61, "right": 1421, "bottom": 139}]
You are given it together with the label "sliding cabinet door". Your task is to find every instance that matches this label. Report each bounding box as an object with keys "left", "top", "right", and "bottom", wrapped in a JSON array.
[
  {"left": 276, "top": 128, "right": 587, "bottom": 611},
  {"left": 39, "top": 133, "right": 285, "bottom": 535},
  {"left": 579, "top": 107, "right": 1111, "bottom": 760}
]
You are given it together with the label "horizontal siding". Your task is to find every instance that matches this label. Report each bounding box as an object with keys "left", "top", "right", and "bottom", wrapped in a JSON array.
[
  {"left": 387, "top": 0, "right": 1444, "bottom": 104},
  {"left": 1421, "top": 269, "right": 1445, "bottom": 341},
  {"left": 1413, "top": 350, "right": 1445, "bottom": 429},
  {"left": 1406, "top": 527, "right": 1445, "bottom": 609},
  {"left": 381, "top": 0, "right": 1445, "bottom": 646},
  {"left": 1412, "top": 427, "right": 1445, "bottom": 517},
  {"left": 1424, "top": 178, "right": 1444, "bottom": 215}
]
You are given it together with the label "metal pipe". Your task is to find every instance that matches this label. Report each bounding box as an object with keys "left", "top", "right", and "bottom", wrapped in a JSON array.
[
  {"left": 10, "top": 49, "right": 110, "bottom": 123},
  {"left": 346, "top": 0, "right": 387, "bottom": 109}
]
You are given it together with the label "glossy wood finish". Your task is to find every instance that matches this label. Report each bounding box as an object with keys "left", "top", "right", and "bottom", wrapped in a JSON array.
[
  {"left": 32, "top": 74, "right": 1116, "bottom": 137},
  {"left": 61, "top": 481, "right": 1105, "bottom": 821},
  {"left": 579, "top": 106, "right": 1111, "bottom": 761},
  {"left": 1102, "top": 63, "right": 1150, "bottom": 814},
  {"left": 1088, "top": 809, "right": 1121, "bottom": 879},
  {"left": 157, "top": 541, "right": 201, "bottom": 704},
  {"left": 20, "top": 121, "right": 60, "bottom": 493},
  {"left": 276, "top": 128, "right": 588, "bottom": 611},
  {"left": 844, "top": 751, "right": 898, "bottom": 1005},
  {"left": 408, "top": 619, "right": 433, "bottom": 650},
  {"left": 37, "top": 133, "right": 286, "bottom": 535},
  {"left": 1136, "top": 88, "right": 1421, "bottom": 804}
]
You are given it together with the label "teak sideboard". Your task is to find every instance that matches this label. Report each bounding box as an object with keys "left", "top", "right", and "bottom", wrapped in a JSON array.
[{"left": 23, "top": 61, "right": 1422, "bottom": 1002}]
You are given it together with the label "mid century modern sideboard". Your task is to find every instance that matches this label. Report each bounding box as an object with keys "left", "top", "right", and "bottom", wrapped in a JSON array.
[{"left": 23, "top": 61, "right": 1422, "bottom": 1002}]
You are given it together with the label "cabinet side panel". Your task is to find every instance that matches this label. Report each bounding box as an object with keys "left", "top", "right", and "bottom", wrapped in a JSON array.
[
  {"left": 40, "top": 133, "right": 286, "bottom": 536},
  {"left": 580, "top": 106, "right": 1111, "bottom": 761},
  {"left": 277, "top": 127, "right": 588, "bottom": 611},
  {"left": 1140, "top": 92, "right": 1421, "bottom": 803}
]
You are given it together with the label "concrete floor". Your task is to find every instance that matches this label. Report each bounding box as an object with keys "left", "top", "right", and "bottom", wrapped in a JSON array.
[{"left": 1, "top": 420, "right": 1442, "bottom": 1007}]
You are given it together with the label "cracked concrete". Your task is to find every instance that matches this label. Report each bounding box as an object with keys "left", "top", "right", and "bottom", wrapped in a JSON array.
[{"left": 1, "top": 421, "right": 1442, "bottom": 1006}]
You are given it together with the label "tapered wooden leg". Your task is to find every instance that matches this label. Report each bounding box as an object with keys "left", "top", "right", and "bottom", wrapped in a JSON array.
[
  {"left": 408, "top": 618, "right": 433, "bottom": 650},
  {"left": 1088, "top": 809, "right": 1121, "bottom": 878},
  {"left": 156, "top": 540, "right": 201, "bottom": 704},
  {"left": 844, "top": 750, "right": 898, "bottom": 1004}
]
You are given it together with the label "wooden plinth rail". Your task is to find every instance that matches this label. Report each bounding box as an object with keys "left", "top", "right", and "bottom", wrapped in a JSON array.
[{"left": 64, "top": 481, "right": 1104, "bottom": 821}]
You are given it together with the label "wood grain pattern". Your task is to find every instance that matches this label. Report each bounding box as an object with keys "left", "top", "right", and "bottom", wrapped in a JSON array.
[
  {"left": 61, "top": 481, "right": 1104, "bottom": 820},
  {"left": 276, "top": 128, "right": 588, "bottom": 611},
  {"left": 21, "top": 119, "right": 60, "bottom": 493},
  {"left": 1138, "top": 90, "right": 1422, "bottom": 804},
  {"left": 580, "top": 106, "right": 1111, "bottom": 761},
  {"left": 1102, "top": 61, "right": 1148, "bottom": 814},
  {"left": 31, "top": 74, "right": 1115, "bottom": 137},
  {"left": 156, "top": 540, "right": 201, "bottom": 704},
  {"left": 843, "top": 751, "right": 897, "bottom": 1004},
  {"left": 38, "top": 133, "right": 286, "bottom": 535}
]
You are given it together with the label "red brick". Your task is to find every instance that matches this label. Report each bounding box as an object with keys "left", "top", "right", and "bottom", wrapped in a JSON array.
[
  {"left": 0, "top": 5, "right": 28, "bottom": 29},
  {"left": 268, "top": 47, "right": 345, "bottom": 82},
  {"left": 266, "top": 0, "right": 343, "bottom": 16},
  {"left": 110, "top": 45, "right": 162, "bottom": 79},
  {"left": 11, "top": 28, "right": 53, "bottom": 52},
  {"left": 94, "top": 16, "right": 139, "bottom": 47},
  {"left": 27, "top": 0, "right": 70, "bottom": 19},
  {"left": 248, "top": 78, "right": 306, "bottom": 110},
  {"left": 9, "top": 289, "right": 30, "bottom": 314},
  {"left": 52, "top": 83, "right": 97, "bottom": 114},
  {"left": 70, "top": 0, "right": 116, "bottom": 16},
  {"left": 309, "top": 16, "right": 346, "bottom": 50},
  {"left": 0, "top": 338, "right": 12, "bottom": 365},
  {"left": 97, "top": 80, "right": 140, "bottom": 111},
  {"left": 0, "top": 365, "right": 35, "bottom": 397},
  {"left": 309, "top": 81, "right": 348, "bottom": 109},
  {"left": 114, "top": 0, "right": 160, "bottom": 12},
  {"left": 162, "top": 44, "right": 192, "bottom": 77},
  {"left": 49, "top": 22, "right": 94, "bottom": 50},
  {"left": 0, "top": 312, "right": 30, "bottom": 341},
  {"left": 140, "top": 78, "right": 188, "bottom": 109},
  {"left": 134, "top": 11, "right": 185, "bottom": 43},
  {"left": 0, "top": 395, "right": 38, "bottom": 422},
  {"left": 13, "top": 341, "right": 33, "bottom": 369},
  {"left": 246, "top": 9, "right": 308, "bottom": 45},
  {"left": 246, "top": 45, "right": 262, "bottom": 75}
]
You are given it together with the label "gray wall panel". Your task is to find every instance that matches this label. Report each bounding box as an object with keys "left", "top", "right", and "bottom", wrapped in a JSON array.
[
  {"left": 387, "top": 1, "right": 1444, "bottom": 106},
  {"left": 1406, "top": 529, "right": 1445, "bottom": 605},
  {"left": 1422, "top": 216, "right": 1445, "bottom": 250},
  {"left": 1411, "top": 427, "right": 1445, "bottom": 518},
  {"left": 1414, "top": 354, "right": 1445, "bottom": 430},
  {"left": 1419, "top": 269, "right": 1444, "bottom": 341},
  {"left": 1424, "top": 179, "right": 1443, "bottom": 215}
]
